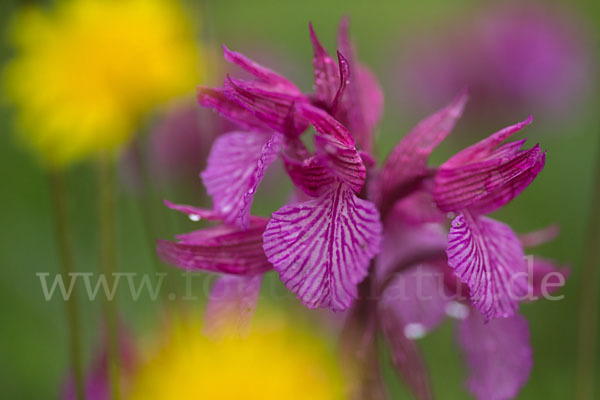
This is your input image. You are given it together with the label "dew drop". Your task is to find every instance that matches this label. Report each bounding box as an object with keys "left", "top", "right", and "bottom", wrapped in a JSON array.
[
  {"left": 188, "top": 214, "right": 200, "bottom": 222},
  {"left": 445, "top": 301, "right": 470, "bottom": 320},
  {"left": 404, "top": 323, "right": 427, "bottom": 339}
]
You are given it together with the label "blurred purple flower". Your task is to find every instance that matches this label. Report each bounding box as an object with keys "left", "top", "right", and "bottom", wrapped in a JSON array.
[
  {"left": 63, "top": 326, "right": 136, "bottom": 400},
  {"left": 148, "top": 101, "right": 228, "bottom": 183},
  {"left": 396, "top": 3, "right": 593, "bottom": 123}
]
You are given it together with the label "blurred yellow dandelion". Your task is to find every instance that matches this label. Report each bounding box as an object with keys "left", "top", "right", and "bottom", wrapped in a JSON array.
[
  {"left": 127, "top": 311, "right": 347, "bottom": 400},
  {"left": 3, "top": 0, "right": 202, "bottom": 167}
]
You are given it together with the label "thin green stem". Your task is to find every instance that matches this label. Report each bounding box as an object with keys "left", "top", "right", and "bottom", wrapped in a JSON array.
[
  {"left": 575, "top": 132, "right": 600, "bottom": 400},
  {"left": 48, "top": 169, "right": 86, "bottom": 400},
  {"left": 131, "top": 139, "right": 173, "bottom": 300},
  {"left": 98, "top": 152, "right": 120, "bottom": 400}
]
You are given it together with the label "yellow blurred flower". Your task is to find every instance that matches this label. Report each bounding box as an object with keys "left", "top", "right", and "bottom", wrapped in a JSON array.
[
  {"left": 127, "top": 311, "right": 347, "bottom": 400},
  {"left": 3, "top": 0, "right": 202, "bottom": 167}
]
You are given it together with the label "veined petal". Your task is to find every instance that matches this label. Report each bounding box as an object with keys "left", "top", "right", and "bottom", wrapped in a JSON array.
[
  {"left": 314, "top": 134, "right": 366, "bottom": 194},
  {"left": 380, "top": 263, "right": 450, "bottom": 340},
  {"left": 470, "top": 151, "right": 545, "bottom": 214},
  {"left": 222, "top": 45, "right": 302, "bottom": 95},
  {"left": 380, "top": 299, "right": 434, "bottom": 400},
  {"left": 443, "top": 116, "right": 533, "bottom": 169},
  {"left": 331, "top": 51, "right": 350, "bottom": 115},
  {"left": 204, "top": 275, "right": 262, "bottom": 338},
  {"left": 434, "top": 145, "right": 545, "bottom": 213},
  {"left": 224, "top": 76, "right": 308, "bottom": 136},
  {"left": 197, "top": 87, "right": 270, "bottom": 132},
  {"left": 297, "top": 102, "right": 354, "bottom": 145},
  {"left": 375, "top": 90, "right": 468, "bottom": 208},
  {"left": 281, "top": 137, "right": 335, "bottom": 197},
  {"left": 336, "top": 18, "right": 384, "bottom": 154},
  {"left": 157, "top": 217, "right": 271, "bottom": 275},
  {"left": 309, "top": 23, "right": 341, "bottom": 108},
  {"left": 263, "top": 182, "right": 382, "bottom": 311},
  {"left": 457, "top": 311, "right": 533, "bottom": 400},
  {"left": 446, "top": 212, "right": 529, "bottom": 320},
  {"left": 201, "top": 131, "right": 283, "bottom": 228},
  {"left": 297, "top": 103, "right": 366, "bottom": 193}
]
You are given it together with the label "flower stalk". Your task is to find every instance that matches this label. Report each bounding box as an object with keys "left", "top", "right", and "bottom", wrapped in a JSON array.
[
  {"left": 48, "top": 169, "right": 85, "bottom": 400},
  {"left": 98, "top": 152, "right": 120, "bottom": 400}
]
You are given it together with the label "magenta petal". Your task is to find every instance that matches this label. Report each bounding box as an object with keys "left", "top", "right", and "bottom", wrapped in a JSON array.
[
  {"left": 470, "top": 151, "right": 545, "bottom": 214},
  {"left": 222, "top": 45, "right": 301, "bottom": 95},
  {"left": 336, "top": 18, "right": 384, "bottom": 154},
  {"left": 224, "top": 76, "right": 308, "bottom": 136},
  {"left": 380, "top": 300, "right": 434, "bottom": 400},
  {"left": 263, "top": 182, "right": 382, "bottom": 311},
  {"left": 457, "top": 311, "right": 533, "bottom": 400},
  {"left": 297, "top": 103, "right": 366, "bottom": 193},
  {"left": 443, "top": 116, "right": 533, "bottom": 169},
  {"left": 380, "top": 264, "right": 450, "bottom": 339},
  {"left": 314, "top": 134, "right": 366, "bottom": 194},
  {"left": 201, "top": 131, "right": 282, "bottom": 228},
  {"left": 297, "top": 102, "right": 354, "bottom": 145},
  {"left": 330, "top": 51, "right": 350, "bottom": 115},
  {"left": 204, "top": 275, "right": 262, "bottom": 337},
  {"left": 529, "top": 257, "right": 570, "bottom": 298},
  {"left": 163, "top": 200, "right": 221, "bottom": 222},
  {"left": 519, "top": 224, "right": 560, "bottom": 248},
  {"left": 282, "top": 137, "right": 335, "bottom": 197},
  {"left": 377, "top": 215, "right": 447, "bottom": 284},
  {"left": 375, "top": 90, "right": 468, "bottom": 208},
  {"left": 197, "top": 87, "right": 270, "bottom": 132},
  {"left": 157, "top": 218, "right": 272, "bottom": 275},
  {"left": 309, "top": 23, "right": 342, "bottom": 108},
  {"left": 340, "top": 64, "right": 384, "bottom": 154},
  {"left": 434, "top": 145, "right": 545, "bottom": 213},
  {"left": 390, "top": 188, "right": 446, "bottom": 226},
  {"left": 447, "top": 212, "right": 529, "bottom": 320}
]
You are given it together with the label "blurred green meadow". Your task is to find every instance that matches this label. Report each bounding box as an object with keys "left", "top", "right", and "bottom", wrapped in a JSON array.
[{"left": 0, "top": 0, "right": 599, "bottom": 398}]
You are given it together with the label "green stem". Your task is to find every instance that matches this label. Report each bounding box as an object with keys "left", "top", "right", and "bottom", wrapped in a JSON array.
[
  {"left": 131, "top": 140, "right": 171, "bottom": 291},
  {"left": 48, "top": 169, "right": 86, "bottom": 400},
  {"left": 575, "top": 132, "right": 600, "bottom": 400},
  {"left": 98, "top": 152, "right": 120, "bottom": 400}
]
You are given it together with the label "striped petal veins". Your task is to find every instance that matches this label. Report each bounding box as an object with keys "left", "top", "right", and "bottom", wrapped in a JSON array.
[
  {"left": 263, "top": 182, "right": 382, "bottom": 311},
  {"left": 201, "top": 131, "right": 282, "bottom": 229},
  {"left": 446, "top": 212, "right": 529, "bottom": 320}
]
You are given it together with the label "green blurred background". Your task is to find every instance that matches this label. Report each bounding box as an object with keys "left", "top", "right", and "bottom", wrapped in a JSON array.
[{"left": 0, "top": 0, "right": 599, "bottom": 398}]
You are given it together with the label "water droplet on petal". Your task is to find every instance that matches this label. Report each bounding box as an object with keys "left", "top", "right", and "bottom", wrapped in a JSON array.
[
  {"left": 404, "top": 323, "right": 427, "bottom": 339},
  {"left": 445, "top": 301, "right": 470, "bottom": 320},
  {"left": 189, "top": 214, "right": 200, "bottom": 222}
]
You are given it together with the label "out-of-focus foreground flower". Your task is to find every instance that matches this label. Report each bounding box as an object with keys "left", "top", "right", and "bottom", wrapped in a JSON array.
[
  {"left": 3, "top": 0, "right": 201, "bottom": 167},
  {"left": 66, "top": 310, "right": 347, "bottom": 400}
]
